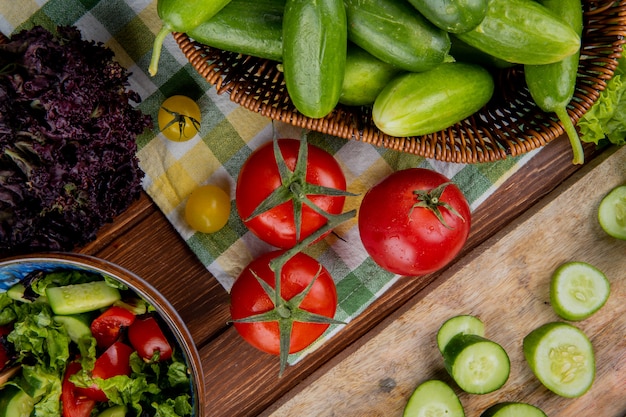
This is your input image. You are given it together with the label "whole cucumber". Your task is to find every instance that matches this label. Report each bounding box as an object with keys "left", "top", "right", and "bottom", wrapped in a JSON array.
[
  {"left": 456, "top": 0, "right": 581, "bottom": 65},
  {"left": 406, "top": 0, "right": 488, "bottom": 33},
  {"left": 283, "top": 0, "right": 347, "bottom": 119},
  {"left": 339, "top": 43, "right": 402, "bottom": 107},
  {"left": 149, "top": 0, "right": 233, "bottom": 75},
  {"left": 372, "top": 63, "right": 494, "bottom": 137},
  {"left": 344, "top": 0, "right": 451, "bottom": 73},
  {"left": 188, "top": 0, "right": 285, "bottom": 62},
  {"left": 524, "top": 0, "right": 584, "bottom": 164}
]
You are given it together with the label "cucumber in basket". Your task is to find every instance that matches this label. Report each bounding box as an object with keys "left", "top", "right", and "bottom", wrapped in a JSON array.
[{"left": 406, "top": 0, "right": 488, "bottom": 34}]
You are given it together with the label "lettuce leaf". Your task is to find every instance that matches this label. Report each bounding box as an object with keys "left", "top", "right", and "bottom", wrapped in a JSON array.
[{"left": 578, "top": 55, "right": 626, "bottom": 146}]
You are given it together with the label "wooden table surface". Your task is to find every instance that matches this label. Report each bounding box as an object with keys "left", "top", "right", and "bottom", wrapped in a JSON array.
[{"left": 76, "top": 137, "right": 611, "bottom": 416}]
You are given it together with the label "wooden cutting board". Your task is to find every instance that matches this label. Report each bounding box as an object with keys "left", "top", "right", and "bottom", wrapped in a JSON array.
[{"left": 266, "top": 145, "right": 626, "bottom": 417}]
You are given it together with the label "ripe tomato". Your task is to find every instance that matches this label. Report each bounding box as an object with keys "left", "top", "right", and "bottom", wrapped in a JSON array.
[
  {"left": 75, "top": 341, "right": 134, "bottom": 402},
  {"left": 185, "top": 184, "right": 231, "bottom": 233},
  {"left": 62, "top": 361, "right": 96, "bottom": 417},
  {"left": 90, "top": 306, "right": 136, "bottom": 349},
  {"left": 236, "top": 138, "right": 347, "bottom": 248},
  {"left": 158, "top": 95, "right": 201, "bottom": 142},
  {"left": 230, "top": 250, "right": 338, "bottom": 355},
  {"left": 358, "top": 168, "right": 471, "bottom": 276},
  {"left": 128, "top": 315, "right": 173, "bottom": 362}
]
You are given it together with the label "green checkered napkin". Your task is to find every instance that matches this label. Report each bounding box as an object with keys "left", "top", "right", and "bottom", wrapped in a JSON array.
[{"left": 1, "top": 0, "right": 540, "bottom": 362}]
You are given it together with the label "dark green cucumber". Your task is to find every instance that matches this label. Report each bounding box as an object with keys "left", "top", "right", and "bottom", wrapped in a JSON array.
[
  {"left": 339, "top": 43, "right": 402, "bottom": 106},
  {"left": 524, "top": 0, "right": 584, "bottom": 164},
  {"left": 450, "top": 35, "right": 515, "bottom": 69},
  {"left": 456, "top": 0, "right": 581, "bottom": 65},
  {"left": 150, "top": 0, "right": 233, "bottom": 75},
  {"left": 188, "top": 0, "right": 284, "bottom": 62},
  {"left": 344, "top": 0, "right": 451, "bottom": 73},
  {"left": 373, "top": 62, "right": 494, "bottom": 137},
  {"left": 283, "top": 0, "right": 347, "bottom": 118},
  {"left": 406, "top": 0, "right": 488, "bottom": 33}
]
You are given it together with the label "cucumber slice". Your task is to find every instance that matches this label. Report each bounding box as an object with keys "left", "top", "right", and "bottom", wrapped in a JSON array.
[
  {"left": 597, "top": 184, "right": 626, "bottom": 240},
  {"left": 443, "top": 334, "right": 510, "bottom": 394},
  {"left": 53, "top": 314, "right": 93, "bottom": 343},
  {"left": 403, "top": 379, "right": 465, "bottom": 417},
  {"left": 480, "top": 402, "right": 547, "bottom": 417},
  {"left": 550, "top": 262, "right": 610, "bottom": 321},
  {"left": 96, "top": 405, "right": 128, "bottom": 417},
  {"left": 0, "top": 385, "right": 35, "bottom": 417},
  {"left": 46, "top": 281, "right": 121, "bottom": 315},
  {"left": 523, "top": 321, "right": 595, "bottom": 398},
  {"left": 437, "top": 314, "right": 485, "bottom": 353}
]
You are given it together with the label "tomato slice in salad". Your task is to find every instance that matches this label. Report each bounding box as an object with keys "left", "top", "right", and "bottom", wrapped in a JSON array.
[
  {"left": 128, "top": 315, "right": 173, "bottom": 362},
  {"left": 75, "top": 341, "right": 134, "bottom": 402},
  {"left": 90, "top": 306, "right": 136, "bottom": 349},
  {"left": 62, "top": 361, "right": 96, "bottom": 417}
]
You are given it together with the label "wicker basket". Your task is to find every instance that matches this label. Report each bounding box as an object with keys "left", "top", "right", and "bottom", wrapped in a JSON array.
[{"left": 175, "top": 0, "right": 626, "bottom": 163}]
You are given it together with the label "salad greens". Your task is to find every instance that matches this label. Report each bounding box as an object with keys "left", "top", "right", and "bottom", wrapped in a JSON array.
[
  {"left": 0, "top": 269, "right": 193, "bottom": 417},
  {"left": 578, "top": 55, "right": 626, "bottom": 146}
]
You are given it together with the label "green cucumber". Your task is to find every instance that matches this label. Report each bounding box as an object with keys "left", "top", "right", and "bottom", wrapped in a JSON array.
[
  {"left": 5, "top": 283, "right": 45, "bottom": 303},
  {"left": 550, "top": 262, "right": 610, "bottom": 321},
  {"left": 443, "top": 333, "right": 510, "bottom": 394},
  {"left": 46, "top": 281, "right": 121, "bottom": 315},
  {"left": 344, "top": 0, "right": 451, "bottom": 73},
  {"left": 523, "top": 322, "right": 595, "bottom": 398},
  {"left": 480, "top": 402, "right": 547, "bottom": 417},
  {"left": 525, "top": 0, "right": 584, "bottom": 165},
  {"left": 598, "top": 185, "right": 626, "bottom": 240},
  {"left": 339, "top": 44, "right": 402, "bottom": 107},
  {"left": 406, "top": 0, "right": 488, "bottom": 33},
  {"left": 282, "top": 0, "right": 347, "bottom": 118},
  {"left": 373, "top": 62, "right": 494, "bottom": 137},
  {"left": 437, "top": 315, "right": 485, "bottom": 353},
  {"left": 53, "top": 314, "right": 93, "bottom": 343},
  {"left": 403, "top": 379, "right": 465, "bottom": 417},
  {"left": 96, "top": 405, "right": 128, "bottom": 417},
  {"left": 456, "top": 0, "right": 581, "bottom": 65},
  {"left": 149, "top": 0, "right": 233, "bottom": 75},
  {"left": 188, "top": 0, "right": 284, "bottom": 62},
  {"left": 0, "top": 386, "right": 35, "bottom": 417},
  {"left": 449, "top": 35, "right": 514, "bottom": 69}
]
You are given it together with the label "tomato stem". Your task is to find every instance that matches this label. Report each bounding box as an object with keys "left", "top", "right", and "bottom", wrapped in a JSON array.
[
  {"left": 411, "top": 182, "right": 466, "bottom": 229},
  {"left": 160, "top": 106, "right": 201, "bottom": 141}
]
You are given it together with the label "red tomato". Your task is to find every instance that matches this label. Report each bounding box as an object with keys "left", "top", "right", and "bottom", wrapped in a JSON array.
[
  {"left": 62, "top": 361, "right": 96, "bottom": 417},
  {"left": 236, "top": 138, "right": 347, "bottom": 248},
  {"left": 75, "top": 341, "right": 134, "bottom": 402},
  {"left": 90, "top": 305, "right": 136, "bottom": 349},
  {"left": 358, "top": 168, "right": 471, "bottom": 276},
  {"left": 230, "top": 250, "right": 338, "bottom": 355},
  {"left": 128, "top": 315, "right": 173, "bottom": 361}
]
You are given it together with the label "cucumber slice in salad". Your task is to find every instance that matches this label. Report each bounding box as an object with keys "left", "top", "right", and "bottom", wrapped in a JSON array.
[
  {"left": 403, "top": 379, "right": 464, "bottom": 417},
  {"left": 523, "top": 321, "right": 595, "bottom": 398},
  {"left": 443, "top": 333, "right": 510, "bottom": 394},
  {"left": 597, "top": 184, "right": 626, "bottom": 240},
  {"left": 480, "top": 402, "right": 547, "bottom": 417},
  {"left": 46, "top": 281, "right": 121, "bottom": 315},
  {"left": 550, "top": 261, "right": 610, "bottom": 321},
  {"left": 0, "top": 385, "right": 35, "bottom": 417},
  {"left": 437, "top": 314, "right": 485, "bottom": 353}
]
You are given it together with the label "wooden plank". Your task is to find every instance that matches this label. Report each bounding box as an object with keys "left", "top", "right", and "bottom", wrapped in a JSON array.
[{"left": 265, "top": 145, "right": 626, "bottom": 417}]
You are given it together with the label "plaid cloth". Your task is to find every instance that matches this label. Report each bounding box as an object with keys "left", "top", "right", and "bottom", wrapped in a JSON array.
[{"left": 1, "top": 0, "right": 539, "bottom": 362}]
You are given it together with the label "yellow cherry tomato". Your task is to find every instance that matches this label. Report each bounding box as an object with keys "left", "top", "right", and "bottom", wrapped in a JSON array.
[
  {"left": 158, "top": 95, "right": 201, "bottom": 142},
  {"left": 185, "top": 185, "right": 231, "bottom": 233}
]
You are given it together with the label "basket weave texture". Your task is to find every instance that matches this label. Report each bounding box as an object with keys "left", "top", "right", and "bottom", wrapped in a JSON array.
[{"left": 176, "top": 0, "right": 626, "bottom": 163}]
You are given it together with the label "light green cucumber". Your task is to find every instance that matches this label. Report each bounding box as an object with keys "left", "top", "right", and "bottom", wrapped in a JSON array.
[
  {"left": 96, "top": 405, "right": 128, "bottom": 417},
  {"left": 282, "top": 0, "right": 347, "bottom": 118},
  {"left": 339, "top": 43, "right": 402, "bottom": 106},
  {"left": 46, "top": 281, "right": 121, "bottom": 315},
  {"left": 480, "top": 402, "right": 547, "bottom": 417},
  {"left": 550, "top": 261, "right": 610, "bottom": 321},
  {"left": 0, "top": 386, "right": 35, "bottom": 417},
  {"left": 403, "top": 379, "right": 465, "bottom": 417},
  {"left": 188, "top": 0, "right": 285, "bottom": 61},
  {"left": 344, "top": 0, "right": 451, "bottom": 73},
  {"left": 53, "top": 314, "right": 93, "bottom": 343},
  {"left": 456, "top": 0, "right": 581, "bottom": 65},
  {"left": 373, "top": 62, "right": 494, "bottom": 137},
  {"left": 598, "top": 185, "right": 626, "bottom": 240},
  {"left": 437, "top": 314, "right": 485, "bottom": 353}
]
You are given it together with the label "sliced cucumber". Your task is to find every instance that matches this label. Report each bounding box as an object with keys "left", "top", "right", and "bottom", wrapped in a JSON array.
[
  {"left": 443, "top": 334, "right": 510, "bottom": 394},
  {"left": 46, "top": 281, "right": 121, "bottom": 315},
  {"left": 0, "top": 385, "right": 35, "bottom": 417},
  {"left": 598, "top": 184, "right": 626, "bottom": 240},
  {"left": 53, "top": 314, "right": 93, "bottom": 343},
  {"left": 480, "top": 402, "right": 547, "bottom": 417},
  {"left": 96, "top": 405, "right": 128, "bottom": 417},
  {"left": 523, "top": 321, "right": 595, "bottom": 398},
  {"left": 6, "top": 283, "right": 46, "bottom": 303},
  {"left": 403, "top": 379, "right": 465, "bottom": 417},
  {"left": 550, "top": 262, "right": 610, "bottom": 321},
  {"left": 437, "top": 314, "right": 485, "bottom": 353}
]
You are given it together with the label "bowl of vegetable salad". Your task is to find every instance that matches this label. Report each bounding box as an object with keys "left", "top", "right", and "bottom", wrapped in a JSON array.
[{"left": 0, "top": 252, "right": 204, "bottom": 417}]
